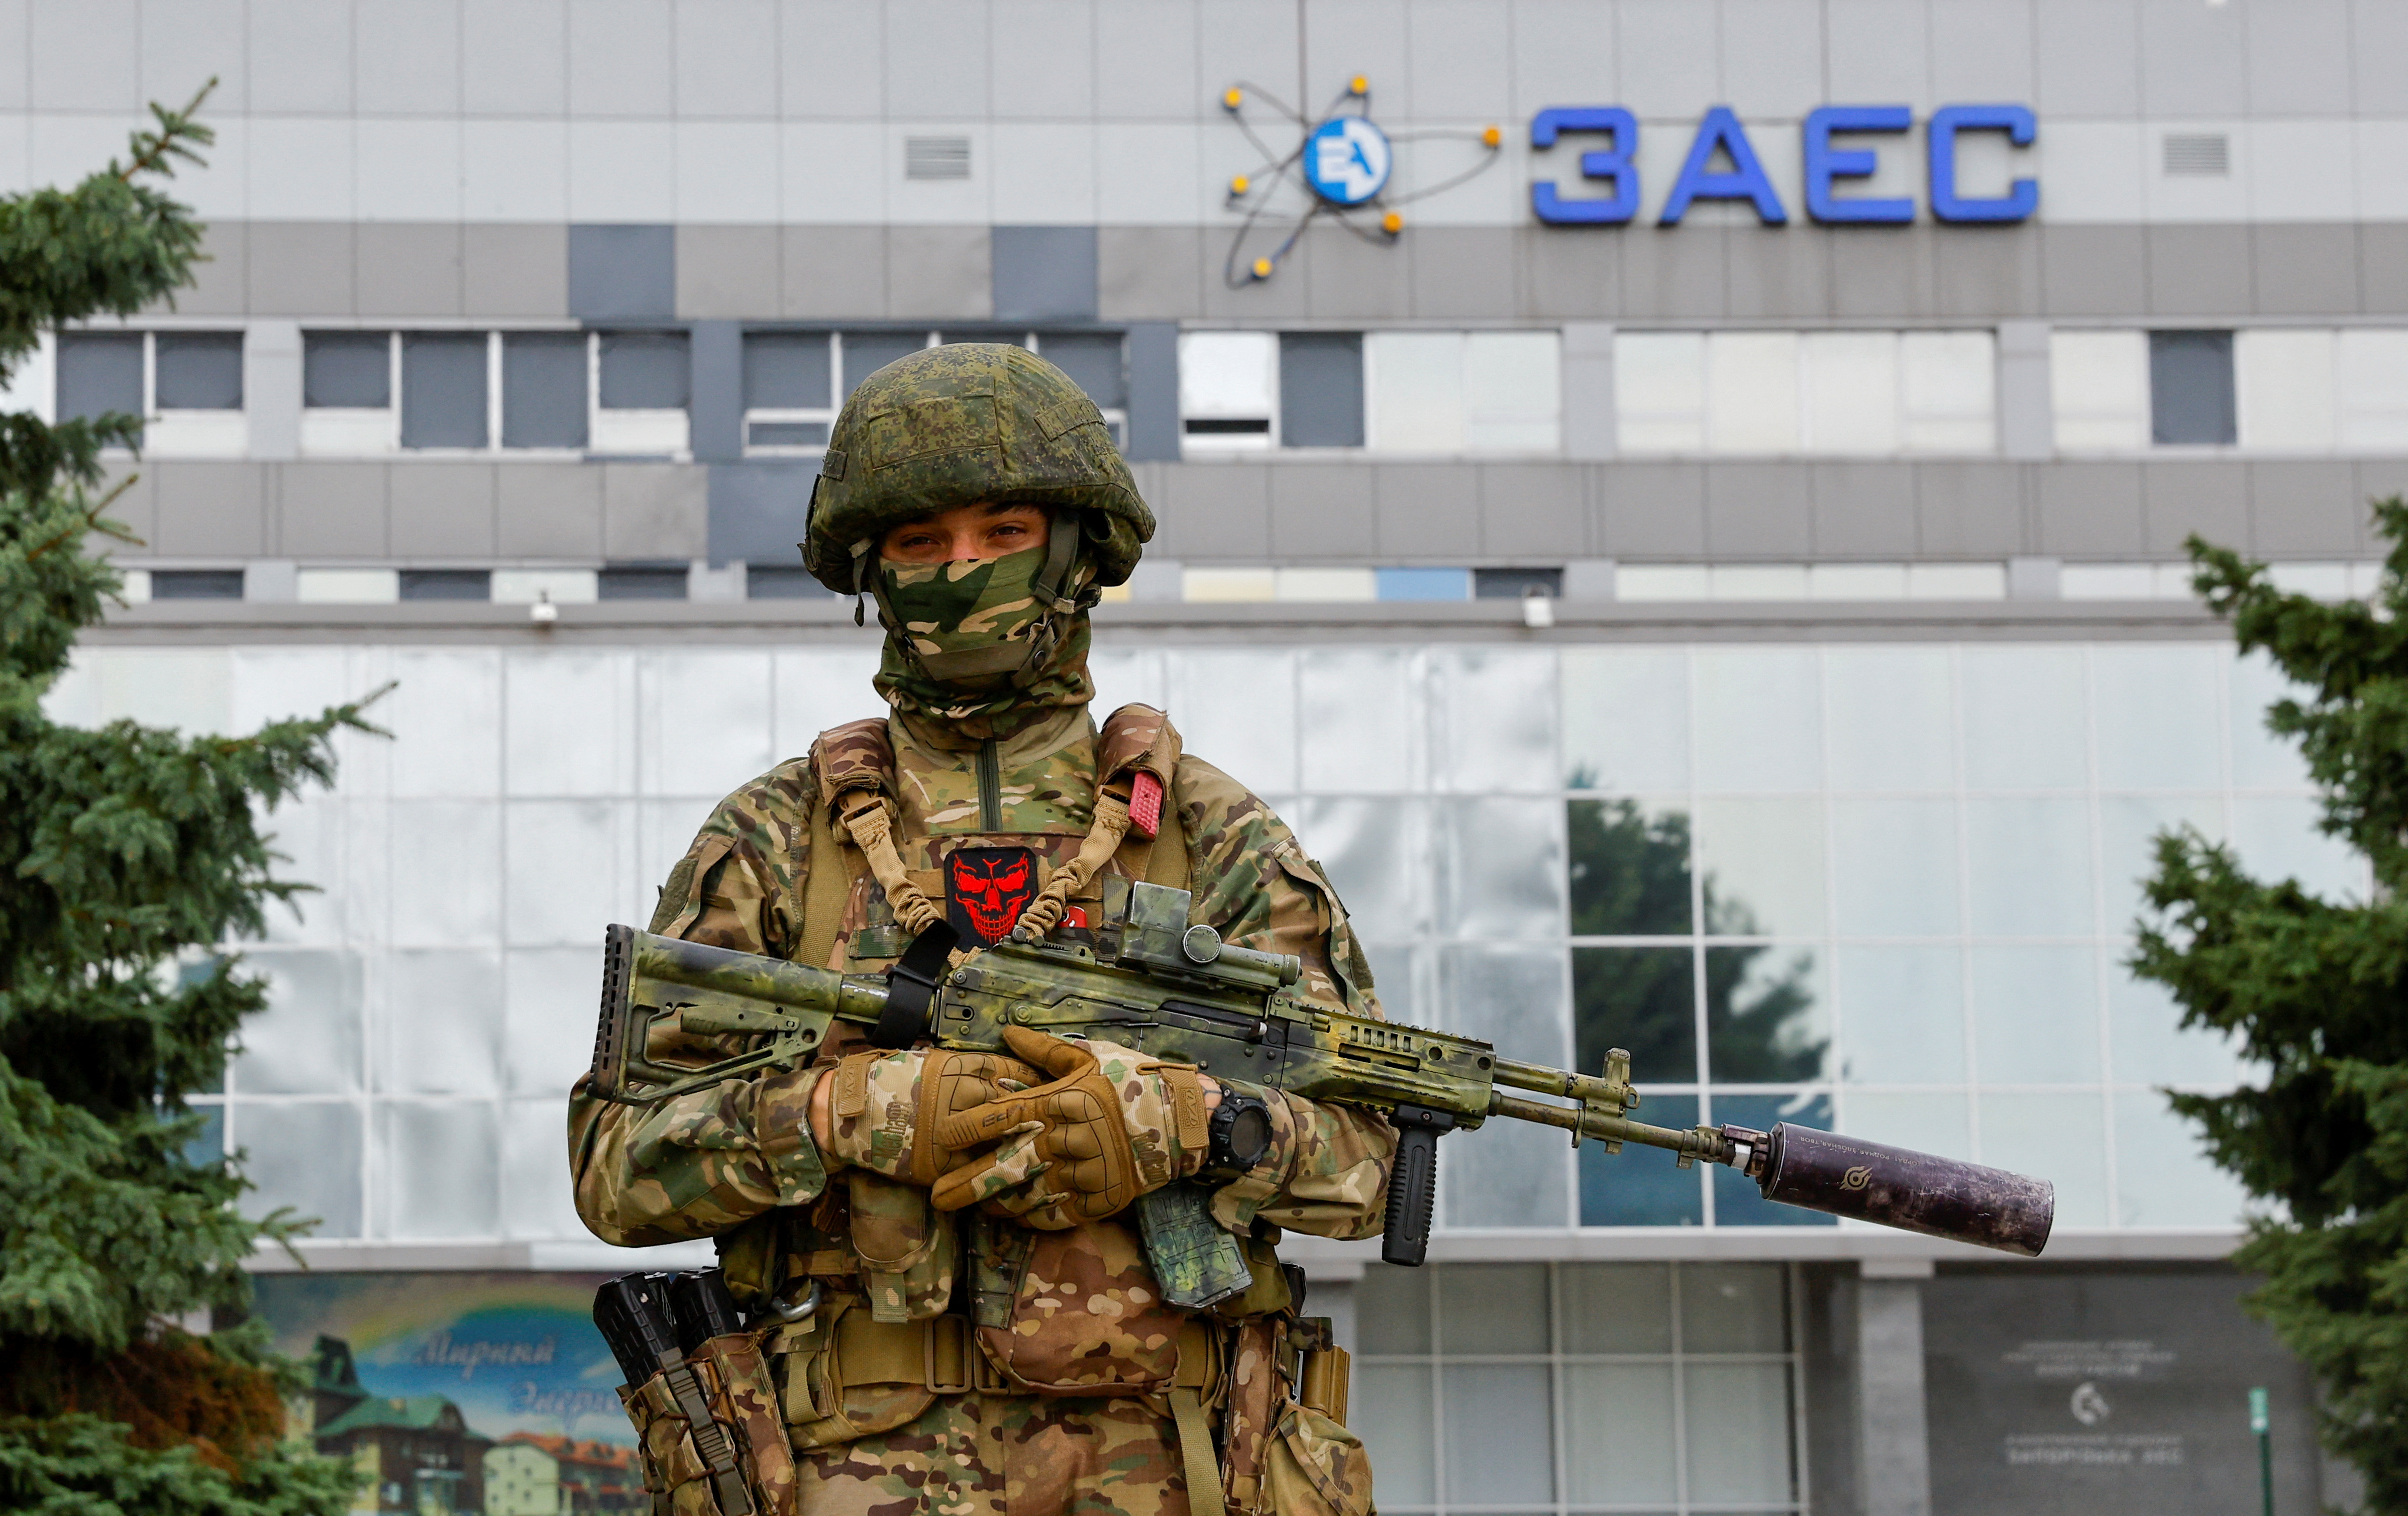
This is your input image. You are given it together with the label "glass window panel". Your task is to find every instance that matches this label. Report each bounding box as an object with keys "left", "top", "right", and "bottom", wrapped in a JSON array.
[
  {"left": 1561, "top": 648, "right": 1688, "bottom": 791},
  {"left": 380, "top": 949, "right": 502, "bottom": 1096},
  {"left": 183, "top": 1103, "right": 226, "bottom": 1168},
  {"left": 2091, "top": 646, "right": 2223, "bottom": 791},
  {"left": 1582, "top": 1093, "right": 1703, "bottom": 1227},
  {"left": 154, "top": 332, "right": 244, "bottom": 409},
  {"left": 1695, "top": 797, "right": 1824, "bottom": 938},
  {"left": 2113, "top": 1093, "right": 2247, "bottom": 1228},
  {"left": 2051, "top": 330, "right": 2149, "bottom": 449},
  {"left": 382, "top": 1099, "right": 500, "bottom": 1239},
  {"left": 1036, "top": 332, "right": 1126, "bottom": 409},
  {"left": 1441, "top": 796, "right": 1565, "bottom": 941},
  {"left": 599, "top": 566, "right": 690, "bottom": 602},
  {"left": 1356, "top": 1264, "right": 1432, "bottom": 1354},
  {"left": 743, "top": 331, "right": 830, "bottom": 410},
  {"left": 505, "top": 946, "right": 602, "bottom": 1096},
  {"left": 2235, "top": 329, "right": 2337, "bottom": 450},
  {"left": 2230, "top": 794, "right": 2365, "bottom": 901},
  {"left": 57, "top": 332, "right": 144, "bottom": 424},
  {"left": 386, "top": 801, "right": 502, "bottom": 947},
  {"left": 1355, "top": 940, "right": 1421, "bottom": 1027},
  {"left": 1446, "top": 1114, "right": 1569, "bottom": 1229},
  {"left": 1830, "top": 799, "right": 1959, "bottom": 937},
  {"left": 1679, "top": 1262, "right": 1790, "bottom": 1352},
  {"left": 150, "top": 569, "right": 242, "bottom": 599},
  {"left": 1969, "top": 944, "right": 2101, "bottom": 1084},
  {"left": 1179, "top": 330, "right": 1277, "bottom": 416},
  {"left": 2228, "top": 650, "right": 2313, "bottom": 790},
  {"left": 1706, "top": 331, "right": 1801, "bottom": 454},
  {"left": 2106, "top": 968, "right": 2245, "bottom": 1087},
  {"left": 1366, "top": 331, "right": 1465, "bottom": 454},
  {"left": 1802, "top": 331, "right": 1900, "bottom": 454},
  {"left": 1978, "top": 1091, "right": 2108, "bottom": 1227},
  {"left": 1564, "top": 1363, "right": 1678, "bottom": 1505},
  {"left": 1682, "top": 1362, "right": 1795, "bottom": 1503},
  {"left": 599, "top": 330, "right": 690, "bottom": 409},
  {"left": 2098, "top": 793, "right": 2222, "bottom": 932},
  {"left": 1964, "top": 797, "right": 2095, "bottom": 937},
  {"left": 2339, "top": 329, "right": 2408, "bottom": 447},
  {"left": 232, "top": 949, "right": 365, "bottom": 1094},
  {"left": 1709, "top": 1094, "right": 1837, "bottom": 1227},
  {"left": 400, "top": 332, "right": 488, "bottom": 448},
  {"left": 502, "top": 1096, "right": 592, "bottom": 1240},
  {"left": 1569, "top": 799, "right": 1692, "bottom": 936},
  {"left": 1167, "top": 649, "right": 1298, "bottom": 793},
  {"left": 1441, "top": 1364, "right": 1554, "bottom": 1506},
  {"left": 399, "top": 568, "right": 490, "bottom": 601},
  {"left": 1961, "top": 647, "right": 2087, "bottom": 790},
  {"left": 1438, "top": 1263, "right": 1549, "bottom": 1354},
  {"left": 305, "top": 331, "right": 392, "bottom": 408},
  {"left": 501, "top": 331, "right": 588, "bottom": 448},
  {"left": 1465, "top": 331, "right": 1561, "bottom": 451},
  {"left": 1824, "top": 648, "right": 1954, "bottom": 792},
  {"left": 1693, "top": 649, "right": 1820, "bottom": 792},
  {"left": 1834, "top": 945, "right": 1967, "bottom": 1085},
  {"left": 1840, "top": 1091, "right": 1973, "bottom": 1162},
  {"left": 235, "top": 1100, "right": 363, "bottom": 1238},
  {"left": 1354, "top": 1364, "right": 1435, "bottom": 1507},
  {"left": 1291, "top": 797, "right": 1431, "bottom": 946},
  {"left": 1280, "top": 332, "right": 1365, "bottom": 448},
  {"left": 1576, "top": 947, "right": 1696, "bottom": 1084},
  {"left": 842, "top": 331, "right": 924, "bottom": 395},
  {"left": 1706, "top": 946, "right": 1827, "bottom": 1083},
  {"left": 1298, "top": 647, "right": 1422, "bottom": 794},
  {"left": 1614, "top": 332, "right": 1705, "bottom": 452},
  {"left": 1561, "top": 1263, "right": 1673, "bottom": 1352},
  {"left": 1436, "top": 649, "right": 1558, "bottom": 794},
  {"left": 2149, "top": 329, "right": 2236, "bottom": 445}
]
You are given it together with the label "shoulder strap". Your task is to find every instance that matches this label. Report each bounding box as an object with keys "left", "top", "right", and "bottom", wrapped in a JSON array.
[
  {"left": 1097, "top": 704, "right": 1192, "bottom": 895},
  {"left": 796, "top": 772, "right": 852, "bottom": 971},
  {"left": 797, "top": 719, "right": 899, "bottom": 970}
]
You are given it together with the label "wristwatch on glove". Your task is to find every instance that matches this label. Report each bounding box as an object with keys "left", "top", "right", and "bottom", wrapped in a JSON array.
[{"left": 1200, "top": 1088, "right": 1274, "bottom": 1183}]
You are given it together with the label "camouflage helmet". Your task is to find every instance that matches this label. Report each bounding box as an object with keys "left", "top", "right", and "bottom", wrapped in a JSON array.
[{"left": 801, "top": 343, "right": 1154, "bottom": 594}]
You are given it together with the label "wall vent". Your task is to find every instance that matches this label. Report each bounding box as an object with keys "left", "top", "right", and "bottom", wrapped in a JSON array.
[
  {"left": 904, "top": 136, "right": 971, "bottom": 180},
  {"left": 2162, "top": 133, "right": 2229, "bottom": 176}
]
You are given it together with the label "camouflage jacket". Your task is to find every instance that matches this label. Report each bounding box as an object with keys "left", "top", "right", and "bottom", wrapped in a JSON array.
[{"left": 567, "top": 702, "right": 1397, "bottom": 1321}]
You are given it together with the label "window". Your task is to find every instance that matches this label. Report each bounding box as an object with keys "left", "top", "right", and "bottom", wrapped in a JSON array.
[
  {"left": 148, "top": 569, "right": 245, "bottom": 599},
  {"left": 398, "top": 569, "right": 490, "bottom": 602},
  {"left": 1178, "top": 330, "right": 1277, "bottom": 449},
  {"left": 1033, "top": 331, "right": 1127, "bottom": 446},
  {"left": 58, "top": 329, "right": 249, "bottom": 456},
  {"left": 594, "top": 330, "right": 690, "bottom": 455},
  {"left": 597, "top": 563, "right": 687, "bottom": 600},
  {"left": 2149, "top": 330, "right": 2235, "bottom": 446},
  {"left": 745, "top": 565, "right": 830, "bottom": 599},
  {"left": 739, "top": 330, "right": 1120, "bottom": 458},
  {"left": 303, "top": 332, "right": 398, "bottom": 455},
  {"left": 2340, "top": 331, "right": 2408, "bottom": 449},
  {"left": 2048, "top": 330, "right": 2149, "bottom": 451},
  {"left": 501, "top": 332, "right": 587, "bottom": 450},
  {"left": 2234, "top": 328, "right": 2408, "bottom": 453},
  {"left": 742, "top": 332, "right": 833, "bottom": 453},
  {"left": 400, "top": 334, "right": 489, "bottom": 450},
  {"left": 1279, "top": 332, "right": 1364, "bottom": 448},
  {"left": 1366, "top": 332, "right": 1562, "bottom": 455},
  {"left": 1617, "top": 331, "right": 1994, "bottom": 457}
]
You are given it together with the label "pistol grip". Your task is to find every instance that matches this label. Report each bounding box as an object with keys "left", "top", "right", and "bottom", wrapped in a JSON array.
[{"left": 1381, "top": 1105, "right": 1452, "bottom": 1267}]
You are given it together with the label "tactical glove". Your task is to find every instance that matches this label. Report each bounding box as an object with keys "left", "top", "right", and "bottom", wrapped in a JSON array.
[
  {"left": 818, "top": 1046, "right": 1041, "bottom": 1186},
  {"left": 928, "top": 1025, "right": 1213, "bottom": 1228}
]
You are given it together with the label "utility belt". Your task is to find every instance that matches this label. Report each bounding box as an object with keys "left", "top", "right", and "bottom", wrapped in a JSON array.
[{"left": 604, "top": 1273, "right": 1365, "bottom": 1516}]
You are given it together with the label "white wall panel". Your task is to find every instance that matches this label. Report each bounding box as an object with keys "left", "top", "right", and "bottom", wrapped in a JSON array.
[
  {"left": 507, "top": 651, "right": 635, "bottom": 796},
  {"left": 1095, "top": 123, "right": 1201, "bottom": 225},
  {"left": 778, "top": 122, "right": 887, "bottom": 223},
  {"left": 2050, "top": 329, "right": 2150, "bottom": 452},
  {"left": 356, "top": 119, "right": 464, "bottom": 223},
  {"left": 140, "top": 0, "right": 246, "bottom": 115},
  {"left": 1802, "top": 333, "right": 1900, "bottom": 455},
  {"left": 567, "top": 0, "right": 676, "bottom": 118},
  {"left": 355, "top": 0, "right": 462, "bottom": 116},
  {"left": 1706, "top": 332, "right": 1801, "bottom": 455},
  {"left": 989, "top": 122, "right": 1099, "bottom": 225},
  {"left": 675, "top": 0, "right": 780, "bottom": 120},
  {"left": 1367, "top": 332, "right": 1467, "bottom": 455},
  {"left": 2236, "top": 328, "right": 2337, "bottom": 451},
  {"left": 2338, "top": 330, "right": 2408, "bottom": 449},
  {"left": 463, "top": 120, "right": 571, "bottom": 223},
  {"left": 675, "top": 121, "right": 781, "bottom": 223},
  {"left": 32, "top": 0, "right": 135, "bottom": 112},
  {"left": 249, "top": 116, "right": 354, "bottom": 221},
  {"left": 464, "top": 0, "right": 571, "bottom": 118},
  {"left": 1612, "top": 333, "right": 1705, "bottom": 454},
  {"left": 247, "top": 0, "right": 352, "bottom": 114},
  {"left": 567, "top": 121, "right": 677, "bottom": 222}
]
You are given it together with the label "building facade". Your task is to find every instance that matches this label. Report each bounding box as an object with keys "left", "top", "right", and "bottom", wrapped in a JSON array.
[{"left": 30, "top": 2, "right": 2393, "bottom": 1511}]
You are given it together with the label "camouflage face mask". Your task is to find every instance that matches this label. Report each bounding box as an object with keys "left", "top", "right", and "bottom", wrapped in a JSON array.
[{"left": 878, "top": 544, "right": 1059, "bottom": 685}]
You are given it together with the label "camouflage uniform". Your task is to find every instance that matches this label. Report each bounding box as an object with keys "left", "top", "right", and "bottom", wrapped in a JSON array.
[{"left": 569, "top": 345, "right": 1392, "bottom": 1516}]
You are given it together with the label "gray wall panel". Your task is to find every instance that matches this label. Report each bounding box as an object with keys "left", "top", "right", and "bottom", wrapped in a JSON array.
[
  {"left": 991, "top": 225, "right": 1098, "bottom": 323},
  {"left": 2362, "top": 226, "right": 2408, "bottom": 316},
  {"left": 781, "top": 226, "right": 889, "bottom": 319},
  {"left": 1931, "top": 0, "right": 2037, "bottom": 103},
  {"left": 1996, "top": 321, "right": 2053, "bottom": 462},
  {"left": 1099, "top": 227, "right": 1206, "bottom": 322},
  {"left": 2246, "top": 0, "right": 2352, "bottom": 116},
  {"left": 1410, "top": 228, "right": 1518, "bottom": 321},
  {"left": 2357, "top": 462, "right": 2408, "bottom": 548},
  {"left": 2142, "top": 459, "right": 2248, "bottom": 554},
  {"left": 1595, "top": 460, "right": 1709, "bottom": 558},
  {"left": 689, "top": 320, "right": 744, "bottom": 464},
  {"left": 175, "top": 223, "right": 248, "bottom": 316},
  {"left": 2041, "top": 225, "right": 2147, "bottom": 317},
  {"left": 248, "top": 223, "right": 354, "bottom": 316},
  {"left": 1561, "top": 323, "right": 1616, "bottom": 462},
  {"left": 246, "top": 319, "right": 302, "bottom": 462},
  {"left": 2035, "top": 0, "right": 2141, "bottom": 116},
  {"left": 1523, "top": 229, "right": 1617, "bottom": 321},
  {"left": 1933, "top": 225, "right": 2044, "bottom": 319},
  {"left": 278, "top": 462, "right": 389, "bottom": 558},
  {"left": 357, "top": 223, "right": 464, "bottom": 317},
  {"left": 1728, "top": 226, "right": 1831, "bottom": 321},
  {"left": 151, "top": 463, "right": 269, "bottom": 557},
  {"left": 496, "top": 463, "right": 606, "bottom": 558},
  {"left": 678, "top": 226, "right": 781, "bottom": 319},
  {"left": 2139, "top": 0, "right": 2248, "bottom": 116},
  {"left": 1269, "top": 463, "right": 1376, "bottom": 558},
  {"left": 568, "top": 224, "right": 676, "bottom": 320},
  {"left": 1620, "top": 227, "right": 1727, "bottom": 320},
  {"left": 2035, "top": 462, "right": 2144, "bottom": 556},
  {"left": 2146, "top": 224, "right": 2252, "bottom": 318},
  {"left": 1481, "top": 463, "right": 1588, "bottom": 559},
  {"left": 1374, "top": 463, "right": 1482, "bottom": 558},
  {"left": 885, "top": 0, "right": 989, "bottom": 117},
  {"left": 1831, "top": 225, "right": 1937, "bottom": 320},
  {"left": 390, "top": 462, "right": 499, "bottom": 560},
  {"left": 888, "top": 226, "right": 992, "bottom": 320},
  {"left": 1916, "top": 461, "right": 2028, "bottom": 556},
  {"left": 1705, "top": 462, "right": 1813, "bottom": 557},
  {"left": 2354, "top": 0, "right": 2408, "bottom": 114},
  {"left": 2252, "top": 225, "right": 2360, "bottom": 316},
  {"left": 100, "top": 463, "right": 155, "bottom": 556},
  {"left": 992, "top": 0, "right": 1099, "bottom": 117},
  {"left": 1722, "top": 0, "right": 1829, "bottom": 116},
  {"left": 1304, "top": 225, "right": 1412, "bottom": 323},
  {"left": 1616, "top": 0, "right": 1720, "bottom": 119},
  {"left": 464, "top": 224, "right": 569, "bottom": 319},
  {"left": 1095, "top": 1, "right": 1196, "bottom": 120},
  {"left": 1150, "top": 462, "right": 1271, "bottom": 560},
  {"left": 1811, "top": 462, "right": 1917, "bottom": 556},
  {"left": 1122, "top": 322, "right": 1181, "bottom": 464},
  {"left": 2247, "top": 461, "right": 2361, "bottom": 556},
  {"left": 603, "top": 463, "right": 709, "bottom": 559},
  {"left": 780, "top": 0, "right": 882, "bottom": 117},
  {"left": 1200, "top": 238, "right": 1311, "bottom": 323},
  {"left": 1826, "top": 0, "right": 1933, "bottom": 108},
  {"left": 1405, "top": 0, "right": 1510, "bottom": 118},
  {"left": 705, "top": 461, "right": 817, "bottom": 565}
]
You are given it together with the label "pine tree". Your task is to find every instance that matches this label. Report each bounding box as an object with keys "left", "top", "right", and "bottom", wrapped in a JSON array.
[
  {"left": 0, "top": 84, "right": 365, "bottom": 1514},
  {"left": 2134, "top": 499, "right": 2408, "bottom": 1512}
]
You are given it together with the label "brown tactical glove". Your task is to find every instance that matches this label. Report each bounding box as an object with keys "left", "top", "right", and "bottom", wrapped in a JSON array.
[
  {"left": 928, "top": 1025, "right": 1212, "bottom": 1228},
  {"left": 818, "top": 1046, "right": 1042, "bottom": 1186}
]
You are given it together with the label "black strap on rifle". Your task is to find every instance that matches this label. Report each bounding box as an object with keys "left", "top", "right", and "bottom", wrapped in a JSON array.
[{"left": 874, "top": 921, "right": 959, "bottom": 1048}]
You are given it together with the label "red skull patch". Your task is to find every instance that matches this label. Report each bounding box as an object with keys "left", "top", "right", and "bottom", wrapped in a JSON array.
[{"left": 945, "top": 846, "right": 1038, "bottom": 945}]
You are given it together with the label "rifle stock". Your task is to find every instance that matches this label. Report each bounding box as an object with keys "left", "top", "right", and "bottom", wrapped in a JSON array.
[{"left": 590, "top": 879, "right": 2055, "bottom": 1261}]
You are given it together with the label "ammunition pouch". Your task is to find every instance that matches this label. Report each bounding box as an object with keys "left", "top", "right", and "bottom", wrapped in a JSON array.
[{"left": 620, "top": 1331, "right": 794, "bottom": 1516}]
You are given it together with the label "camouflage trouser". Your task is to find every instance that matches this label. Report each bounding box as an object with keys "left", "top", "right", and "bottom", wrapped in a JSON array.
[{"left": 798, "top": 1392, "right": 1191, "bottom": 1516}]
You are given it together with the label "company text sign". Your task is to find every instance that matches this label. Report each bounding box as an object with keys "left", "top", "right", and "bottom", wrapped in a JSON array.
[{"left": 1530, "top": 104, "right": 2036, "bottom": 227}]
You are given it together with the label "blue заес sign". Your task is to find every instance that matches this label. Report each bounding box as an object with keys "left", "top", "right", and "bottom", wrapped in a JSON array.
[{"left": 1530, "top": 104, "right": 2036, "bottom": 227}]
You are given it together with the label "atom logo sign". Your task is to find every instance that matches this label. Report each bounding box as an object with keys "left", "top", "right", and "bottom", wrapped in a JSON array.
[
  {"left": 1305, "top": 117, "right": 1392, "bottom": 205},
  {"left": 1217, "top": 74, "right": 1502, "bottom": 285},
  {"left": 2069, "top": 1382, "right": 2111, "bottom": 1427}
]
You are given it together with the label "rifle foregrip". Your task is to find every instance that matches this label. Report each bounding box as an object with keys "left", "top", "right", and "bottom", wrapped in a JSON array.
[{"left": 1382, "top": 1107, "right": 1447, "bottom": 1267}]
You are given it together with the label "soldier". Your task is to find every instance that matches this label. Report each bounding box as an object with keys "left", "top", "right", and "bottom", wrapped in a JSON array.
[{"left": 569, "top": 344, "right": 1392, "bottom": 1516}]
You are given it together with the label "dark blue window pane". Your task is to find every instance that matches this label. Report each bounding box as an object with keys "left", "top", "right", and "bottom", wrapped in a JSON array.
[
  {"left": 502, "top": 332, "right": 588, "bottom": 448},
  {"left": 151, "top": 569, "right": 245, "bottom": 599},
  {"left": 744, "top": 332, "right": 830, "bottom": 409},
  {"left": 401, "top": 333, "right": 488, "bottom": 448},
  {"left": 1710, "top": 1091, "right": 1837, "bottom": 1227},
  {"left": 1581, "top": 1092, "right": 1704, "bottom": 1226},
  {"left": 183, "top": 1105, "right": 224, "bottom": 1169},
  {"left": 155, "top": 333, "right": 244, "bottom": 409},
  {"left": 400, "top": 569, "right": 491, "bottom": 601},
  {"left": 2148, "top": 330, "right": 2235, "bottom": 445},
  {"left": 1575, "top": 946, "right": 1696, "bottom": 1083},
  {"left": 1279, "top": 331, "right": 1364, "bottom": 447},
  {"left": 305, "top": 332, "right": 391, "bottom": 408},
  {"left": 599, "top": 330, "right": 689, "bottom": 409},
  {"left": 58, "top": 332, "right": 143, "bottom": 428},
  {"left": 598, "top": 564, "right": 687, "bottom": 600}
]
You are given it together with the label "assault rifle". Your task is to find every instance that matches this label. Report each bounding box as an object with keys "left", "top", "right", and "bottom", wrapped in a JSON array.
[{"left": 590, "top": 877, "right": 2052, "bottom": 1298}]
